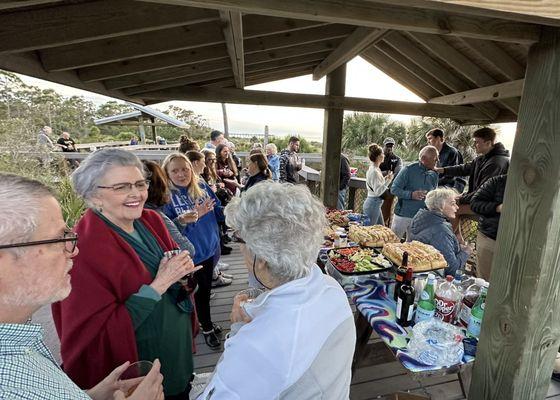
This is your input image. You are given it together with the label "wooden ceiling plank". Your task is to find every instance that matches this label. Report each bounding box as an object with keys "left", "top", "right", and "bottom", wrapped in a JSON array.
[
  {"left": 429, "top": 79, "right": 524, "bottom": 105},
  {"left": 242, "top": 14, "right": 328, "bottom": 37},
  {"left": 42, "top": 19, "right": 350, "bottom": 72},
  {"left": 219, "top": 10, "right": 245, "bottom": 88},
  {"left": 312, "top": 27, "right": 387, "bottom": 80},
  {"left": 103, "top": 59, "right": 233, "bottom": 90},
  {"left": 0, "top": 1, "right": 219, "bottom": 54},
  {"left": 105, "top": 51, "right": 327, "bottom": 90},
  {"left": 410, "top": 32, "right": 520, "bottom": 114},
  {"left": 0, "top": 1, "right": 61, "bottom": 10},
  {"left": 333, "top": 0, "right": 560, "bottom": 27},
  {"left": 0, "top": 52, "right": 143, "bottom": 104},
  {"left": 459, "top": 37, "right": 526, "bottom": 80},
  {"left": 123, "top": 69, "right": 234, "bottom": 96},
  {"left": 383, "top": 31, "right": 500, "bottom": 118},
  {"left": 139, "top": 84, "right": 491, "bottom": 121},
  {"left": 136, "top": 0, "right": 541, "bottom": 44},
  {"left": 40, "top": 23, "right": 225, "bottom": 71},
  {"left": 374, "top": 41, "right": 451, "bottom": 95},
  {"left": 78, "top": 44, "right": 229, "bottom": 82},
  {"left": 360, "top": 47, "right": 438, "bottom": 100}
]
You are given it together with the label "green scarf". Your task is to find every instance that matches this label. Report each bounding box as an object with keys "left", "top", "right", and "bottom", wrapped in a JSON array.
[{"left": 95, "top": 211, "right": 193, "bottom": 313}]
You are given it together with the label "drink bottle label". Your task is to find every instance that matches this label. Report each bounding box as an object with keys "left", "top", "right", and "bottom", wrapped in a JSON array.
[
  {"left": 396, "top": 297, "right": 414, "bottom": 322},
  {"left": 414, "top": 305, "right": 435, "bottom": 323},
  {"left": 434, "top": 295, "right": 456, "bottom": 323},
  {"left": 468, "top": 315, "right": 483, "bottom": 337},
  {"left": 420, "top": 291, "right": 430, "bottom": 301},
  {"left": 459, "top": 305, "right": 472, "bottom": 327}
]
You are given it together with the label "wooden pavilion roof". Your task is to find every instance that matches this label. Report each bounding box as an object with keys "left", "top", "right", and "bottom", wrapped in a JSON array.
[{"left": 1, "top": 0, "right": 558, "bottom": 124}]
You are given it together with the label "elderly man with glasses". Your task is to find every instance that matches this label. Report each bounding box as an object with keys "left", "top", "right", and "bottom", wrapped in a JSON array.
[{"left": 0, "top": 173, "right": 164, "bottom": 399}]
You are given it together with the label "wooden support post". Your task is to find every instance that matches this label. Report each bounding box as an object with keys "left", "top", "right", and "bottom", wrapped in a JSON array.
[
  {"left": 347, "top": 186, "right": 356, "bottom": 210},
  {"left": 138, "top": 117, "right": 146, "bottom": 144},
  {"left": 221, "top": 102, "right": 229, "bottom": 138},
  {"left": 469, "top": 26, "right": 560, "bottom": 400},
  {"left": 149, "top": 116, "right": 157, "bottom": 143},
  {"left": 320, "top": 64, "right": 346, "bottom": 208}
]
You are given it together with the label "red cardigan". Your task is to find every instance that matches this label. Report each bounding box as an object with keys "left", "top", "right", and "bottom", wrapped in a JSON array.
[{"left": 52, "top": 209, "right": 177, "bottom": 389}]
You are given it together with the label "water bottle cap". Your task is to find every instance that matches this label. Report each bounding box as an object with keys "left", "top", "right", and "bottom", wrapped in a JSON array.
[{"left": 446, "top": 275, "right": 453, "bottom": 282}]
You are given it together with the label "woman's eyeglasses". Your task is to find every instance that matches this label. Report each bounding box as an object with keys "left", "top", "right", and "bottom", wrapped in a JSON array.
[
  {"left": 97, "top": 179, "right": 150, "bottom": 194},
  {"left": 0, "top": 230, "right": 78, "bottom": 254}
]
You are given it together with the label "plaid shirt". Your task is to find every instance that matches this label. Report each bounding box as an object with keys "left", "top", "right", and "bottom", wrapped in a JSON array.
[{"left": 0, "top": 323, "right": 90, "bottom": 399}]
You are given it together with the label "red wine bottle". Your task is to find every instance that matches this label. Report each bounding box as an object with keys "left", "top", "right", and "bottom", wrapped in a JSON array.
[
  {"left": 393, "top": 251, "right": 409, "bottom": 301},
  {"left": 396, "top": 267, "right": 415, "bottom": 327}
]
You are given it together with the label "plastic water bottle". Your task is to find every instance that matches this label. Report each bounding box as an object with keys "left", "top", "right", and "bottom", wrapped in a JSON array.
[
  {"left": 467, "top": 282, "right": 489, "bottom": 338},
  {"left": 414, "top": 273, "right": 436, "bottom": 324}
]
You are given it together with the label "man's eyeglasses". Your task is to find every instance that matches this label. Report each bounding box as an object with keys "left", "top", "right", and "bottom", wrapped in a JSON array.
[
  {"left": 0, "top": 231, "right": 78, "bottom": 254},
  {"left": 97, "top": 179, "right": 150, "bottom": 194}
]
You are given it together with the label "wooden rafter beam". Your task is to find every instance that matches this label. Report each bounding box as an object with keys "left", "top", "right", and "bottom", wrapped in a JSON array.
[
  {"left": 80, "top": 37, "right": 342, "bottom": 83},
  {"left": 360, "top": 46, "right": 438, "bottom": 100},
  {"left": 312, "top": 27, "right": 386, "bottom": 80},
  {"left": 122, "top": 53, "right": 327, "bottom": 94},
  {"left": 343, "top": 0, "right": 560, "bottom": 27},
  {"left": 0, "top": 1, "right": 61, "bottom": 10},
  {"left": 428, "top": 79, "right": 524, "bottom": 105},
  {"left": 219, "top": 10, "right": 244, "bottom": 88},
  {"left": 41, "top": 18, "right": 350, "bottom": 72},
  {"left": 0, "top": 52, "right": 143, "bottom": 104},
  {"left": 40, "top": 23, "right": 225, "bottom": 71},
  {"left": 0, "top": 1, "right": 218, "bottom": 54},
  {"left": 410, "top": 32, "right": 521, "bottom": 114},
  {"left": 137, "top": 0, "right": 541, "bottom": 44},
  {"left": 140, "top": 85, "right": 492, "bottom": 121},
  {"left": 382, "top": 31, "right": 500, "bottom": 119},
  {"left": 459, "top": 37, "right": 526, "bottom": 80},
  {"left": 373, "top": 40, "right": 450, "bottom": 95}
]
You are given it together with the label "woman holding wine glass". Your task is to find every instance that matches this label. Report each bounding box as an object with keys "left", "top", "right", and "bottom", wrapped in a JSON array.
[{"left": 52, "top": 148, "right": 198, "bottom": 399}]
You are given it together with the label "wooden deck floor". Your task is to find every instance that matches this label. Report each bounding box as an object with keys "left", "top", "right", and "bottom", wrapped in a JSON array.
[{"left": 33, "top": 243, "right": 560, "bottom": 399}]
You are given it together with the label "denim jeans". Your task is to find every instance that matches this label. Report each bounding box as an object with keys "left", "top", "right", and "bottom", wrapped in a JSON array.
[
  {"left": 363, "top": 196, "right": 384, "bottom": 226},
  {"left": 337, "top": 188, "right": 348, "bottom": 210},
  {"left": 391, "top": 214, "right": 413, "bottom": 240}
]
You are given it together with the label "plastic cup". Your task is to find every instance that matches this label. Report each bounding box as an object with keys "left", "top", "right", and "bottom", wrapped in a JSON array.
[{"left": 120, "top": 360, "right": 153, "bottom": 395}]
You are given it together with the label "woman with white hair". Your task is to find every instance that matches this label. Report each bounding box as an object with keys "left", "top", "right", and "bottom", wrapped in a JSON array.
[
  {"left": 265, "top": 143, "right": 280, "bottom": 181},
  {"left": 409, "top": 187, "right": 473, "bottom": 276},
  {"left": 52, "top": 148, "right": 198, "bottom": 398},
  {"left": 197, "top": 181, "right": 355, "bottom": 399}
]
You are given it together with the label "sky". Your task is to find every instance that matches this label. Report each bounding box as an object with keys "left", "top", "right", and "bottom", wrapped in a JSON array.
[{"left": 15, "top": 56, "right": 517, "bottom": 150}]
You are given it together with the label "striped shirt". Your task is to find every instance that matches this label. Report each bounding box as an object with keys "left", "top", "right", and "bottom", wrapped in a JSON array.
[{"left": 0, "top": 323, "right": 90, "bottom": 399}]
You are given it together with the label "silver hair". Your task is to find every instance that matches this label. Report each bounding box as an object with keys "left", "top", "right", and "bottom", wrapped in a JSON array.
[
  {"left": 265, "top": 143, "right": 278, "bottom": 154},
  {"left": 0, "top": 174, "right": 54, "bottom": 257},
  {"left": 71, "top": 148, "right": 145, "bottom": 206},
  {"left": 224, "top": 181, "right": 326, "bottom": 284},
  {"left": 425, "top": 187, "right": 457, "bottom": 212},
  {"left": 419, "top": 145, "right": 439, "bottom": 160}
]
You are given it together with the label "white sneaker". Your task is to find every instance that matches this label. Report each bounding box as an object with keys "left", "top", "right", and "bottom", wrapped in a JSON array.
[
  {"left": 217, "top": 261, "right": 229, "bottom": 271},
  {"left": 554, "top": 352, "right": 560, "bottom": 374},
  {"left": 189, "top": 372, "right": 213, "bottom": 400}
]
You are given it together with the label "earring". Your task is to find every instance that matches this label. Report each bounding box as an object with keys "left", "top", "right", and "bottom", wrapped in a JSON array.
[{"left": 96, "top": 203, "right": 103, "bottom": 213}]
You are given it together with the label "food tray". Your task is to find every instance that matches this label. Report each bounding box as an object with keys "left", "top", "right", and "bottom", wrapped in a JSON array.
[{"left": 327, "top": 246, "right": 395, "bottom": 276}]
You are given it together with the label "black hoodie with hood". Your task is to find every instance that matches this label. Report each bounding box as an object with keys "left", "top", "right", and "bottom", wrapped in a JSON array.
[{"left": 442, "top": 142, "right": 509, "bottom": 204}]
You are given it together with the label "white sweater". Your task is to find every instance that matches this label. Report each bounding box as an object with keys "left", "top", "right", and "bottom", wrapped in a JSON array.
[
  {"left": 366, "top": 164, "right": 388, "bottom": 197},
  {"left": 198, "top": 265, "right": 355, "bottom": 400}
]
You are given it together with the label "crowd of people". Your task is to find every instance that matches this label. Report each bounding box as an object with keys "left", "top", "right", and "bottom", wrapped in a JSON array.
[
  {"left": 363, "top": 127, "right": 509, "bottom": 279},
  {"left": 1, "top": 124, "right": 530, "bottom": 398}
]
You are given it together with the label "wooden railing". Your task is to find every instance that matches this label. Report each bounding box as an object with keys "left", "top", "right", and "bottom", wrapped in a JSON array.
[{"left": 299, "top": 165, "right": 367, "bottom": 212}]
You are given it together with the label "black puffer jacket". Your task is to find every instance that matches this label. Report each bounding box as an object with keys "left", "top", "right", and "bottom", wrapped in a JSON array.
[
  {"left": 443, "top": 142, "right": 509, "bottom": 204},
  {"left": 470, "top": 174, "right": 507, "bottom": 240}
]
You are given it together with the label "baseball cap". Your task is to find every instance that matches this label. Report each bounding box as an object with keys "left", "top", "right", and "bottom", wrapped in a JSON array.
[{"left": 383, "top": 137, "right": 396, "bottom": 146}]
